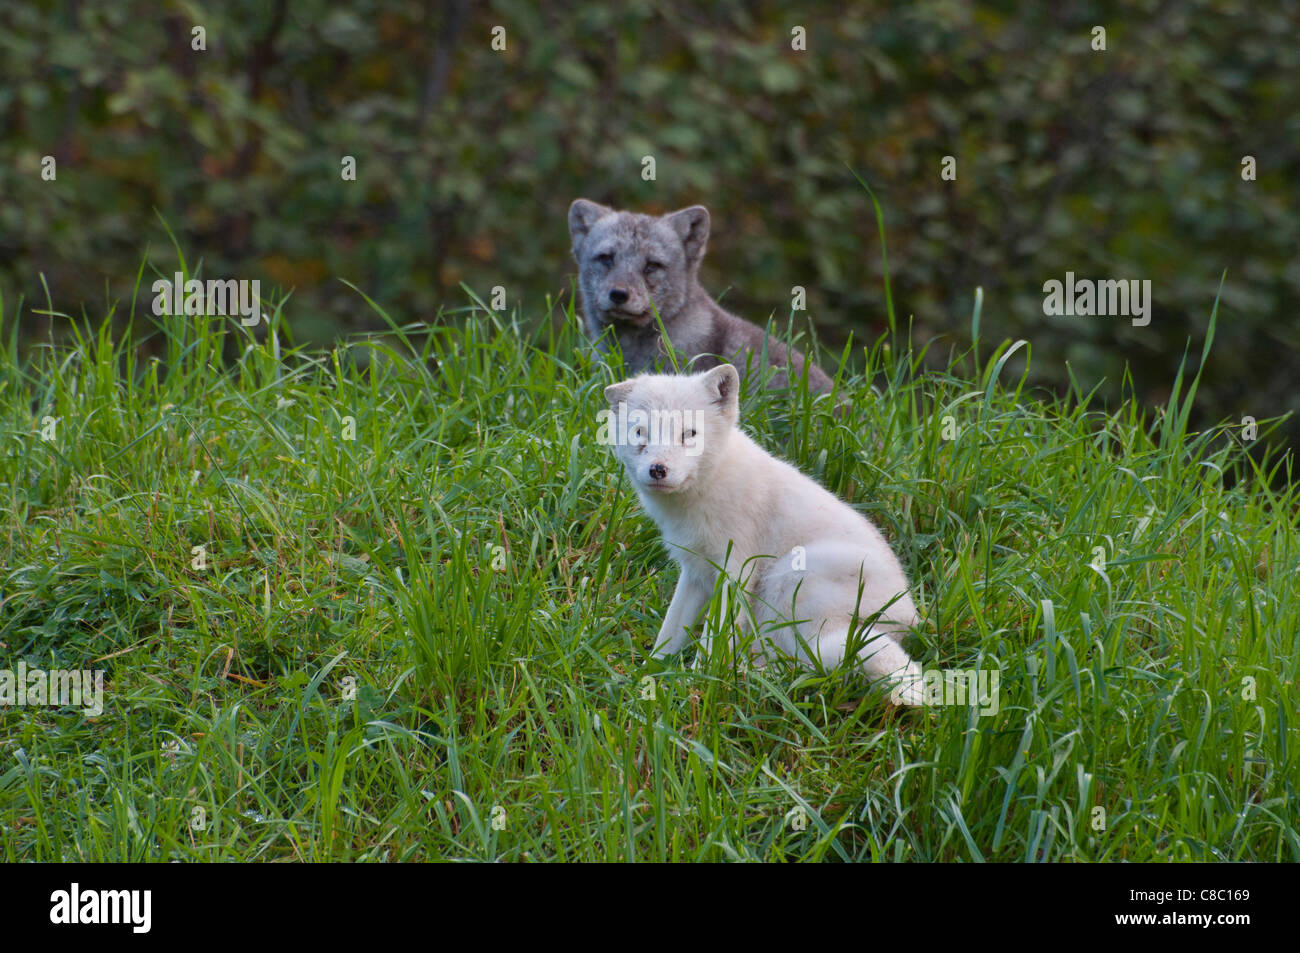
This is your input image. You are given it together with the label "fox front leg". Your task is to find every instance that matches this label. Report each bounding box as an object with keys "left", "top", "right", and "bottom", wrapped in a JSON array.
[
  {"left": 652, "top": 572, "right": 709, "bottom": 659},
  {"left": 690, "top": 580, "right": 742, "bottom": 672}
]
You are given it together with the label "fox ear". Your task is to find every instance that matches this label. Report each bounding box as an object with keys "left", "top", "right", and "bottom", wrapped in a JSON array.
[
  {"left": 569, "top": 199, "right": 613, "bottom": 253},
  {"left": 604, "top": 380, "right": 635, "bottom": 405},
  {"left": 700, "top": 364, "right": 739, "bottom": 413},
  {"left": 663, "top": 205, "right": 710, "bottom": 266}
]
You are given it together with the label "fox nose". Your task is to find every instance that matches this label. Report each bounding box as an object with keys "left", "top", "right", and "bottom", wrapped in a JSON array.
[
  {"left": 608, "top": 288, "right": 629, "bottom": 306},
  {"left": 649, "top": 463, "right": 667, "bottom": 481}
]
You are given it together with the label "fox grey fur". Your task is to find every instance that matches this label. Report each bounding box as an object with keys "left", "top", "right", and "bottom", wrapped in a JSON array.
[{"left": 568, "top": 200, "right": 833, "bottom": 393}]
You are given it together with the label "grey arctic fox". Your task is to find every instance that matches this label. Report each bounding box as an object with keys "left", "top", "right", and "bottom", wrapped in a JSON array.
[{"left": 568, "top": 199, "right": 834, "bottom": 393}]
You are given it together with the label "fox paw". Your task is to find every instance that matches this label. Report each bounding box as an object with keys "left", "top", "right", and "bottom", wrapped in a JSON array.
[{"left": 888, "top": 660, "right": 925, "bottom": 707}]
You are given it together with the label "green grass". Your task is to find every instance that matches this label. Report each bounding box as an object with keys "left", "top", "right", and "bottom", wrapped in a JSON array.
[{"left": 0, "top": 274, "right": 1297, "bottom": 862}]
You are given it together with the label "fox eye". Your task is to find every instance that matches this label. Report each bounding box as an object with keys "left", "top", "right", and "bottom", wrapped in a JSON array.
[
  {"left": 595, "top": 252, "right": 614, "bottom": 266},
  {"left": 683, "top": 429, "right": 697, "bottom": 441},
  {"left": 643, "top": 260, "right": 663, "bottom": 276}
]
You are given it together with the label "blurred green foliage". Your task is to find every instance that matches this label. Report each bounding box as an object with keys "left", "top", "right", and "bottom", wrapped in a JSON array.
[{"left": 2, "top": 0, "right": 1297, "bottom": 447}]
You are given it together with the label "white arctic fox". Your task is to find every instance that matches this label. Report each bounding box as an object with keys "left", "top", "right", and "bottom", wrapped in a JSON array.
[{"left": 602, "top": 364, "right": 924, "bottom": 706}]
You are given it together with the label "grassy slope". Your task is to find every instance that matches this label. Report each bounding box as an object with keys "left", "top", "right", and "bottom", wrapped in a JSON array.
[{"left": 0, "top": 283, "right": 1296, "bottom": 862}]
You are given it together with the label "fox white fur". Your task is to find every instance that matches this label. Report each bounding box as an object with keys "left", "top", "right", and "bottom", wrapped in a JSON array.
[{"left": 603, "top": 364, "right": 924, "bottom": 705}]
